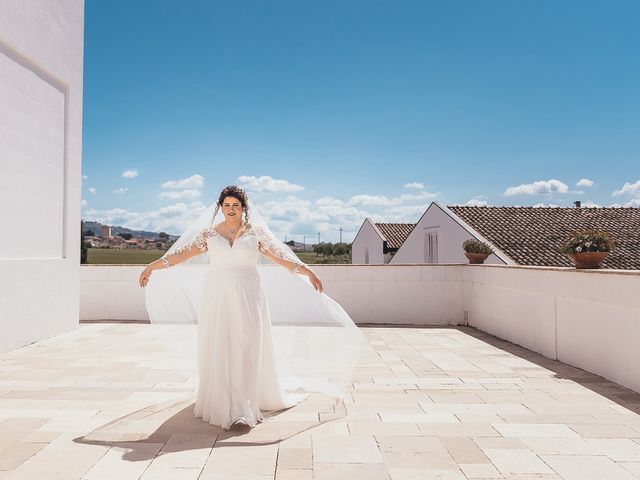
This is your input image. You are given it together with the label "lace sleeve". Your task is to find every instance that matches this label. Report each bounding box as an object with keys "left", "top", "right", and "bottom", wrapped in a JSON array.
[
  {"left": 255, "top": 225, "right": 305, "bottom": 270},
  {"left": 160, "top": 228, "right": 209, "bottom": 268}
]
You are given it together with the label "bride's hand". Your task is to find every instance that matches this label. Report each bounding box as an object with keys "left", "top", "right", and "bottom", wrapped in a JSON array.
[
  {"left": 139, "top": 265, "right": 152, "bottom": 288},
  {"left": 306, "top": 269, "right": 323, "bottom": 293}
]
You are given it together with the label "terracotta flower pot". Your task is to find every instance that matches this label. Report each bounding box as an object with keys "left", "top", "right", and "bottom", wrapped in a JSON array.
[
  {"left": 464, "top": 252, "right": 490, "bottom": 264},
  {"left": 567, "top": 251, "right": 609, "bottom": 269}
]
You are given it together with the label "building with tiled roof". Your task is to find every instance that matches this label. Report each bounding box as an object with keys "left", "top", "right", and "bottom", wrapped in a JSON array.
[
  {"left": 374, "top": 223, "right": 415, "bottom": 250},
  {"left": 447, "top": 205, "right": 640, "bottom": 269},
  {"left": 354, "top": 202, "right": 640, "bottom": 269},
  {"left": 352, "top": 219, "right": 415, "bottom": 264}
]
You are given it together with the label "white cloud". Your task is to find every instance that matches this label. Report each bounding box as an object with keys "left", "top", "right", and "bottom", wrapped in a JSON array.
[
  {"left": 576, "top": 178, "right": 595, "bottom": 187},
  {"left": 383, "top": 203, "right": 430, "bottom": 221},
  {"left": 348, "top": 191, "right": 438, "bottom": 206},
  {"left": 159, "top": 189, "right": 202, "bottom": 200},
  {"left": 84, "top": 185, "right": 437, "bottom": 242},
  {"left": 612, "top": 179, "right": 640, "bottom": 197},
  {"left": 81, "top": 199, "right": 88, "bottom": 207},
  {"left": 532, "top": 203, "right": 560, "bottom": 208},
  {"left": 82, "top": 201, "right": 209, "bottom": 234},
  {"left": 249, "top": 194, "right": 375, "bottom": 241},
  {"left": 113, "top": 187, "right": 129, "bottom": 194},
  {"left": 581, "top": 200, "right": 602, "bottom": 207},
  {"left": 122, "top": 170, "right": 139, "bottom": 179},
  {"left": 315, "top": 196, "right": 343, "bottom": 206},
  {"left": 464, "top": 196, "right": 489, "bottom": 207},
  {"left": 236, "top": 175, "right": 304, "bottom": 193},
  {"left": 397, "top": 192, "right": 439, "bottom": 202},
  {"left": 161, "top": 174, "right": 205, "bottom": 190},
  {"left": 622, "top": 198, "right": 640, "bottom": 207},
  {"left": 504, "top": 179, "right": 569, "bottom": 196},
  {"left": 403, "top": 182, "right": 424, "bottom": 190},
  {"left": 88, "top": 187, "right": 97, "bottom": 194},
  {"left": 348, "top": 194, "right": 390, "bottom": 206}
]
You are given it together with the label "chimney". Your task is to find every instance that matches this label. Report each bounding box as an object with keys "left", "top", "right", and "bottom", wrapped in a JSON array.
[{"left": 574, "top": 200, "right": 581, "bottom": 208}]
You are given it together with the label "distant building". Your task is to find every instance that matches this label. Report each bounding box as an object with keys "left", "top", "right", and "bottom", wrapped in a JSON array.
[
  {"left": 353, "top": 202, "right": 640, "bottom": 269},
  {"left": 388, "top": 203, "right": 507, "bottom": 265},
  {"left": 352, "top": 219, "right": 414, "bottom": 264},
  {"left": 83, "top": 236, "right": 101, "bottom": 248},
  {"left": 125, "top": 239, "right": 139, "bottom": 250},
  {"left": 108, "top": 236, "right": 125, "bottom": 249},
  {"left": 99, "top": 225, "right": 112, "bottom": 238}
]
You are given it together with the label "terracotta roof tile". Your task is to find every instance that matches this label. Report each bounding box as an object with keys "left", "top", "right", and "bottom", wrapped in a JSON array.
[
  {"left": 375, "top": 222, "right": 416, "bottom": 250},
  {"left": 447, "top": 206, "right": 640, "bottom": 269}
]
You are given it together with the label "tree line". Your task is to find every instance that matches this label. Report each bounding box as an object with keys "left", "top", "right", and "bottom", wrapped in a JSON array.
[{"left": 312, "top": 242, "right": 351, "bottom": 257}]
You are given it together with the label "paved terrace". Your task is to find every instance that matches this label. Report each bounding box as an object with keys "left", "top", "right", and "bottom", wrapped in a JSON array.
[{"left": 1, "top": 324, "right": 640, "bottom": 480}]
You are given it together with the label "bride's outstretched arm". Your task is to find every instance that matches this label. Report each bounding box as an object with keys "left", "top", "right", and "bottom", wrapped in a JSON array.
[
  {"left": 139, "top": 229, "right": 208, "bottom": 288},
  {"left": 256, "top": 229, "right": 323, "bottom": 292}
]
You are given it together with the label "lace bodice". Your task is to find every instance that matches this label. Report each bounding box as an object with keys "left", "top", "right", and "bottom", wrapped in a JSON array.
[{"left": 162, "top": 223, "right": 305, "bottom": 271}]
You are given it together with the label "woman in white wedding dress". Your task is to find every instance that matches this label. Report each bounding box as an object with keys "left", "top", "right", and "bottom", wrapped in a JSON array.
[{"left": 139, "top": 185, "right": 330, "bottom": 430}]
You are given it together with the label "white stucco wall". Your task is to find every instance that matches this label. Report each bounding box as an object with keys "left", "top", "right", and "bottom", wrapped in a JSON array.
[
  {"left": 0, "top": 1, "right": 84, "bottom": 353},
  {"left": 464, "top": 265, "right": 640, "bottom": 393},
  {"left": 351, "top": 219, "right": 385, "bottom": 264},
  {"left": 391, "top": 203, "right": 507, "bottom": 265},
  {"left": 79, "top": 264, "right": 465, "bottom": 325},
  {"left": 80, "top": 264, "right": 640, "bottom": 393}
]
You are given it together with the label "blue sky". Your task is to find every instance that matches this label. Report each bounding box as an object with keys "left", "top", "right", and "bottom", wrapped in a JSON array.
[{"left": 82, "top": 0, "right": 640, "bottom": 241}]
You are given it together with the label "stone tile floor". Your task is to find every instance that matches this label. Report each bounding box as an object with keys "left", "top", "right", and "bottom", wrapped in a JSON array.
[{"left": 1, "top": 324, "right": 640, "bottom": 479}]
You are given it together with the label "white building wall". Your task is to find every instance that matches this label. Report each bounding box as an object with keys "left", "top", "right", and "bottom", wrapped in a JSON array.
[
  {"left": 0, "top": 1, "right": 84, "bottom": 353},
  {"left": 391, "top": 203, "right": 506, "bottom": 265},
  {"left": 351, "top": 219, "right": 385, "bottom": 264}
]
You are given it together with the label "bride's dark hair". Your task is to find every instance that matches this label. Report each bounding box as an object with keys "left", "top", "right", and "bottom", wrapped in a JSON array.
[{"left": 213, "top": 185, "right": 250, "bottom": 223}]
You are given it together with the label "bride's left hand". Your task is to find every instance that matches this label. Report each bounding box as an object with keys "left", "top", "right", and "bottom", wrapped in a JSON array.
[{"left": 306, "top": 269, "right": 324, "bottom": 293}]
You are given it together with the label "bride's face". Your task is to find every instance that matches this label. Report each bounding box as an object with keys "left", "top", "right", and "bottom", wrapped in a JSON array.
[{"left": 221, "top": 196, "right": 244, "bottom": 221}]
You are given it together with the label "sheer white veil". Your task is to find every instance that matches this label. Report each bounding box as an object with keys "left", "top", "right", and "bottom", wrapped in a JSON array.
[{"left": 144, "top": 196, "right": 364, "bottom": 399}]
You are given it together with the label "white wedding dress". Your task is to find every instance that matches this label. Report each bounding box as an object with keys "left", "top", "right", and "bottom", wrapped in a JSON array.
[
  {"left": 145, "top": 200, "right": 364, "bottom": 432},
  {"left": 185, "top": 223, "right": 303, "bottom": 429}
]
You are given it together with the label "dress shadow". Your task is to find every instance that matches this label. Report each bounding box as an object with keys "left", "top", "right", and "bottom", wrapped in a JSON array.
[{"left": 73, "top": 393, "right": 345, "bottom": 461}]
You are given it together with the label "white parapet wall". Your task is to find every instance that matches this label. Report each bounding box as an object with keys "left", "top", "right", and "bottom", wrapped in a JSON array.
[
  {"left": 79, "top": 264, "right": 466, "bottom": 325},
  {"left": 463, "top": 265, "right": 640, "bottom": 394},
  {"left": 80, "top": 264, "right": 640, "bottom": 393}
]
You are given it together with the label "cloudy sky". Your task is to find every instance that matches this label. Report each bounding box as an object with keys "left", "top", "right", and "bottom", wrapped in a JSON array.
[{"left": 82, "top": 1, "right": 640, "bottom": 242}]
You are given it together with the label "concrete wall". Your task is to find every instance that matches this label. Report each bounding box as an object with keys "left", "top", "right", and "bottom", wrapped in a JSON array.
[
  {"left": 351, "top": 220, "right": 385, "bottom": 264},
  {"left": 0, "top": 1, "right": 84, "bottom": 353},
  {"left": 464, "top": 265, "right": 640, "bottom": 393},
  {"left": 79, "top": 264, "right": 465, "bottom": 325},
  {"left": 391, "top": 203, "right": 507, "bottom": 265},
  {"left": 80, "top": 264, "right": 640, "bottom": 393}
]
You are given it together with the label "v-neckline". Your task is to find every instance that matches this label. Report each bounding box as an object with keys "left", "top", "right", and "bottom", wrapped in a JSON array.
[{"left": 213, "top": 223, "right": 251, "bottom": 249}]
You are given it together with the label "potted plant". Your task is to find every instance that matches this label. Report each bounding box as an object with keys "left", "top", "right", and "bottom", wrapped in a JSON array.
[
  {"left": 561, "top": 229, "right": 616, "bottom": 269},
  {"left": 462, "top": 239, "right": 493, "bottom": 264}
]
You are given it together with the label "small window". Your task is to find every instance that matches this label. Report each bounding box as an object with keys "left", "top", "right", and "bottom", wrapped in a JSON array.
[{"left": 365, "top": 246, "right": 370, "bottom": 264}]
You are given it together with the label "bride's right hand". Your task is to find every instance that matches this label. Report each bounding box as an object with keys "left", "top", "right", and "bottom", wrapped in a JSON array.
[
  {"left": 306, "top": 269, "right": 324, "bottom": 293},
  {"left": 139, "top": 266, "right": 152, "bottom": 288}
]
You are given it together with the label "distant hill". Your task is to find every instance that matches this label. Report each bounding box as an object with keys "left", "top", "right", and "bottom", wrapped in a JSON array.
[
  {"left": 284, "top": 240, "right": 315, "bottom": 251},
  {"left": 81, "top": 220, "right": 180, "bottom": 241}
]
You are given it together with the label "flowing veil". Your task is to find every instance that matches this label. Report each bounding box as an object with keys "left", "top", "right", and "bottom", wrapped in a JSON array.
[{"left": 144, "top": 198, "right": 364, "bottom": 400}]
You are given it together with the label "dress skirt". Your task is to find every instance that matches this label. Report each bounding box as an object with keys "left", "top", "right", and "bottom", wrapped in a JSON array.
[{"left": 193, "top": 265, "right": 295, "bottom": 429}]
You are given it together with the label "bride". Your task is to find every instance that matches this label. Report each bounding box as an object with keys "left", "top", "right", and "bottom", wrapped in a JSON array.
[{"left": 138, "top": 185, "right": 361, "bottom": 430}]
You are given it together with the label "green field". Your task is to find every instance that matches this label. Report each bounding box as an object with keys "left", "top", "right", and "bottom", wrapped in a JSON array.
[
  {"left": 86, "top": 248, "right": 350, "bottom": 265},
  {"left": 87, "top": 248, "right": 168, "bottom": 265}
]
